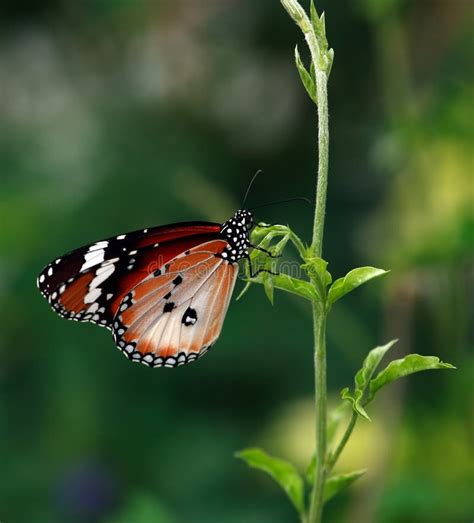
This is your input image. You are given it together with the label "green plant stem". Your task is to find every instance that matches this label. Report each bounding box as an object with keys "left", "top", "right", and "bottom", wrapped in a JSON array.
[
  {"left": 280, "top": 3, "right": 331, "bottom": 522},
  {"left": 311, "top": 71, "right": 329, "bottom": 258},
  {"left": 327, "top": 412, "right": 357, "bottom": 472},
  {"left": 308, "top": 306, "right": 327, "bottom": 523},
  {"left": 308, "top": 36, "right": 330, "bottom": 523}
]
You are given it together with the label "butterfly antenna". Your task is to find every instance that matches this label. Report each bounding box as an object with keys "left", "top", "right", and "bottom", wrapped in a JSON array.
[
  {"left": 242, "top": 169, "right": 263, "bottom": 207},
  {"left": 250, "top": 197, "right": 313, "bottom": 211}
]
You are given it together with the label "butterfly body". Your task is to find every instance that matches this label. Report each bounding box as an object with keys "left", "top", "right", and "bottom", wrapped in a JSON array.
[{"left": 38, "top": 210, "right": 254, "bottom": 368}]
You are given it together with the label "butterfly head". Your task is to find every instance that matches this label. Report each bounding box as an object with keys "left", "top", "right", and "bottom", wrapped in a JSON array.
[
  {"left": 221, "top": 209, "right": 253, "bottom": 233},
  {"left": 236, "top": 209, "right": 253, "bottom": 229}
]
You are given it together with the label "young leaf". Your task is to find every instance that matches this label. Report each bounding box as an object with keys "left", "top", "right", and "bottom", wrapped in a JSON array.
[
  {"left": 238, "top": 230, "right": 318, "bottom": 303},
  {"left": 328, "top": 267, "right": 388, "bottom": 305},
  {"left": 239, "top": 225, "right": 292, "bottom": 303},
  {"left": 269, "top": 273, "right": 319, "bottom": 302},
  {"left": 326, "top": 48, "right": 335, "bottom": 76},
  {"left": 310, "top": 0, "right": 319, "bottom": 29},
  {"left": 310, "top": 61, "right": 316, "bottom": 86},
  {"left": 354, "top": 339, "right": 398, "bottom": 394},
  {"left": 295, "top": 45, "right": 317, "bottom": 104},
  {"left": 302, "top": 257, "right": 332, "bottom": 286},
  {"left": 323, "top": 470, "right": 367, "bottom": 502},
  {"left": 236, "top": 281, "right": 252, "bottom": 301},
  {"left": 341, "top": 387, "right": 371, "bottom": 421},
  {"left": 369, "top": 354, "right": 455, "bottom": 401},
  {"left": 235, "top": 448, "right": 305, "bottom": 515},
  {"left": 263, "top": 274, "right": 275, "bottom": 305},
  {"left": 250, "top": 223, "right": 291, "bottom": 248}
]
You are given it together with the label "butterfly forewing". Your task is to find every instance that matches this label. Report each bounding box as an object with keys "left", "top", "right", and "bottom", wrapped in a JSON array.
[{"left": 37, "top": 223, "right": 221, "bottom": 329}]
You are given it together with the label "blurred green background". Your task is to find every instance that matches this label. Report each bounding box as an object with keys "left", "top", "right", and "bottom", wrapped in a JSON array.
[{"left": 1, "top": 1, "right": 472, "bottom": 522}]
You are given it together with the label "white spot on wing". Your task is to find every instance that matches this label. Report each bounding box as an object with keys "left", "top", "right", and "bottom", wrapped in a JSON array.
[
  {"left": 86, "top": 302, "right": 99, "bottom": 314},
  {"left": 91, "top": 263, "right": 115, "bottom": 288},
  {"left": 117, "top": 234, "right": 126, "bottom": 240},
  {"left": 81, "top": 249, "right": 105, "bottom": 272},
  {"left": 102, "top": 257, "right": 119, "bottom": 266},
  {"left": 90, "top": 241, "right": 108, "bottom": 251},
  {"left": 84, "top": 287, "right": 101, "bottom": 304}
]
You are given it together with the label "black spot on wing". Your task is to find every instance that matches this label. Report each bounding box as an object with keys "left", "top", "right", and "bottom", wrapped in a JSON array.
[
  {"left": 163, "top": 302, "right": 175, "bottom": 313},
  {"left": 173, "top": 275, "right": 183, "bottom": 286},
  {"left": 182, "top": 307, "right": 197, "bottom": 326}
]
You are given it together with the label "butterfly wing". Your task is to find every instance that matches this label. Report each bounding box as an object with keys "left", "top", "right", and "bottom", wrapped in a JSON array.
[
  {"left": 112, "top": 239, "right": 239, "bottom": 367},
  {"left": 37, "top": 222, "right": 222, "bottom": 329}
]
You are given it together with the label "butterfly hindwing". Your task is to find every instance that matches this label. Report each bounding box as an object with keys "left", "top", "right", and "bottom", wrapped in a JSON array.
[{"left": 112, "top": 240, "right": 239, "bottom": 367}]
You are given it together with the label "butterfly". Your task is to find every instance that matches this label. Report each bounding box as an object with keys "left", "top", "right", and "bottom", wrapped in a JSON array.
[{"left": 37, "top": 209, "right": 275, "bottom": 368}]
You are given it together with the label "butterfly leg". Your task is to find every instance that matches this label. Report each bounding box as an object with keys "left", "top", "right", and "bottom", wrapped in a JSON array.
[
  {"left": 249, "top": 244, "right": 282, "bottom": 259},
  {"left": 245, "top": 255, "right": 279, "bottom": 278}
]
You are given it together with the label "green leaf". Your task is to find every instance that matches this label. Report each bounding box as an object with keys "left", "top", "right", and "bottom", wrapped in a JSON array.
[
  {"left": 326, "top": 48, "right": 335, "bottom": 76},
  {"left": 310, "top": 0, "right": 319, "bottom": 29},
  {"left": 264, "top": 274, "right": 274, "bottom": 305},
  {"left": 324, "top": 470, "right": 367, "bottom": 502},
  {"left": 328, "top": 267, "right": 389, "bottom": 305},
  {"left": 239, "top": 224, "right": 314, "bottom": 303},
  {"left": 271, "top": 273, "right": 318, "bottom": 302},
  {"left": 236, "top": 281, "right": 252, "bottom": 301},
  {"left": 302, "top": 256, "right": 332, "bottom": 286},
  {"left": 310, "top": 61, "right": 316, "bottom": 85},
  {"left": 317, "top": 12, "right": 328, "bottom": 48},
  {"left": 235, "top": 448, "right": 305, "bottom": 515},
  {"left": 341, "top": 387, "right": 371, "bottom": 421},
  {"left": 369, "top": 354, "right": 456, "bottom": 401},
  {"left": 294, "top": 45, "right": 317, "bottom": 104},
  {"left": 309, "top": 6, "right": 328, "bottom": 50},
  {"left": 355, "top": 339, "right": 398, "bottom": 394},
  {"left": 250, "top": 223, "right": 290, "bottom": 246}
]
